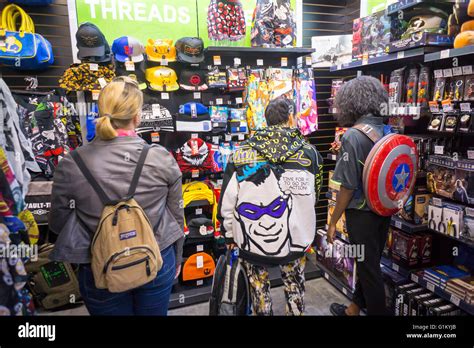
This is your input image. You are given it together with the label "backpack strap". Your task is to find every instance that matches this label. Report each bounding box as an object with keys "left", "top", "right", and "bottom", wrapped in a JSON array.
[
  {"left": 352, "top": 123, "right": 383, "bottom": 144},
  {"left": 126, "top": 144, "right": 151, "bottom": 199},
  {"left": 71, "top": 150, "right": 111, "bottom": 205}
]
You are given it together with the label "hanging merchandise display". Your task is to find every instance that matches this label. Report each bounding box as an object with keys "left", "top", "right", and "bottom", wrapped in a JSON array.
[
  {"left": 0, "top": 4, "right": 54, "bottom": 70},
  {"left": 59, "top": 63, "right": 115, "bottom": 92},
  {"left": 145, "top": 39, "right": 177, "bottom": 63},
  {"left": 251, "top": 0, "right": 296, "bottom": 47},
  {"left": 246, "top": 70, "right": 269, "bottom": 130},
  {"left": 295, "top": 68, "right": 318, "bottom": 136},
  {"left": 175, "top": 37, "right": 205, "bottom": 63},
  {"left": 175, "top": 138, "right": 214, "bottom": 174},
  {"left": 207, "top": 0, "right": 247, "bottom": 43},
  {"left": 111, "top": 36, "right": 145, "bottom": 63},
  {"left": 75, "top": 22, "right": 111, "bottom": 63},
  {"left": 179, "top": 68, "right": 209, "bottom": 91},
  {"left": 145, "top": 66, "right": 180, "bottom": 92}
]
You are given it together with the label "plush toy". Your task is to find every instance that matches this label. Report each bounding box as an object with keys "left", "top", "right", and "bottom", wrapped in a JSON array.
[{"left": 452, "top": 0, "right": 474, "bottom": 49}]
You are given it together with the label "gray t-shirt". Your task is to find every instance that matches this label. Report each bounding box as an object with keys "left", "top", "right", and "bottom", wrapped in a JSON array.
[{"left": 331, "top": 115, "right": 385, "bottom": 211}]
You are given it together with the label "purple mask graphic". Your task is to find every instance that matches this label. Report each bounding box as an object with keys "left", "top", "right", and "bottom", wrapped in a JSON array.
[{"left": 237, "top": 197, "right": 288, "bottom": 221}]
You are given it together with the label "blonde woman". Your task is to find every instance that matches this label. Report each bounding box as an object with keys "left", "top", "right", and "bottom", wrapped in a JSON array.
[{"left": 49, "top": 77, "right": 184, "bottom": 315}]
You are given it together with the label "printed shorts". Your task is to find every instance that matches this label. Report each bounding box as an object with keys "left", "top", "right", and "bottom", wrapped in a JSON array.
[{"left": 208, "top": 0, "right": 246, "bottom": 42}]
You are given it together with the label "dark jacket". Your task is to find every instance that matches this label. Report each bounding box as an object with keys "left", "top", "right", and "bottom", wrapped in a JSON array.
[
  {"left": 218, "top": 126, "right": 323, "bottom": 265},
  {"left": 49, "top": 136, "right": 184, "bottom": 265}
]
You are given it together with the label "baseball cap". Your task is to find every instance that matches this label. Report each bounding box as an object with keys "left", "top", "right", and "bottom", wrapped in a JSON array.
[
  {"left": 187, "top": 217, "right": 214, "bottom": 239},
  {"left": 182, "top": 252, "right": 215, "bottom": 281},
  {"left": 76, "top": 22, "right": 109, "bottom": 60},
  {"left": 145, "top": 66, "right": 179, "bottom": 92},
  {"left": 112, "top": 36, "right": 145, "bottom": 63},
  {"left": 145, "top": 39, "right": 177, "bottom": 62},
  {"left": 179, "top": 68, "right": 208, "bottom": 91},
  {"left": 115, "top": 61, "right": 147, "bottom": 90},
  {"left": 175, "top": 37, "right": 205, "bottom": 63}
]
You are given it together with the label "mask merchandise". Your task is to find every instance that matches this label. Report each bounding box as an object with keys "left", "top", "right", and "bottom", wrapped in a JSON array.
[
  {"left": 145, "top": 39, "right": 176, "bottom": 63},
  {"left": 207, "top": 0, "right": 246, "bottom": 43},
  {"left": 174, "top": 138, "right": 214, "bottom": 174},
  {"left": 294, "top": 68, "right": 318, "bottom": 136},
  {"left": 227, "top": 68, "right": 247, "bottom": 91}
]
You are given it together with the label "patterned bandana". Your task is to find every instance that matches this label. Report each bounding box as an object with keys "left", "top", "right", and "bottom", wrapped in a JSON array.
[{"left": 247, "top": 126, "right": 305, "bottom": 164}]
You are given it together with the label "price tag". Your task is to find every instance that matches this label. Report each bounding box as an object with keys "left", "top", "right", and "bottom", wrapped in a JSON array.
[
  {"left": 217, "top": 179, "right": 223, "bottom": 186},
  {"left": 411, "top": 274, "right": 419, "bottom": 283},
  {"left": 453, "top": 67, "right": 463, "bottom": 76},
  {"left": 362, "top": 57, "right": 368, "bottom": 66},
  {"left": 236, "top": 97, "right": 243, "bottom": 104},
  {"left": 257, "top": 59, "right": 264, "bottom": 66},
  {"left": 192, "top": 170, "right": 199, "bottom": 178},
  {"left": 432, "top": 197, "right": 443, "bottom": 207},
  {"left": 427, "top": 283, "right": 435, "bottom": 292},
  {"left": 281, "top": 57, "right": 288, "bottom": 67},
  {"left": 238, "top": 133, "right": 245, "bottom": 140},
  {"left": 397, "top": 51, "right": 405, "bottom": 59},
  {"left": 342, "top": 287, "right": 348, "bottom": 296},
  {"left": 440, "top": 49, "right": 450, "bottom": 59},
  {"left": 461, "top": 103, "right": 472, "bottom": 112},
  {"left": 196, "top": 255, "right": 204, "bottom": 268},
  {"left": 213, "top": 55, "right": 222, "bottom": 65},
  {"left": 468, "top": 150, "right": 474, "bottom": 160},
  {"left": 161, "top": 92, "right": 169, "bottom": 100},
  {"left": 196, "top": 244, "right": 204, "bottom": 252},
  {"left": 212, "top": 136, "right": 220, "bottom": 144},
  {"left": 216, "top": 98, "right": 223, "bottom": 105},
  {"left": 195, "top": 208, "right": 203, "bottom": 215},
  {"left": 160, "top": 58, "right": 168, "bottom": 66},
  {"left": 434, "top": 69, "right": 444, "bottom": 78},
  {"left": 89, "top": 63, "right": 99, "bottom": 71},
  {"left": 151, "top": 132, "right": 160, "bottom": 143},
  {"left": 408, "top": 106, "right": 419, "bottom": 115},
  {"left": 443, "top": 68, "right": 453, "bottom": 78},
  {"left": 324, "top": 273, "right": 329, "bottom": 280},
  {"left": 194, "top": 92, "right": 201, "bottom": 99},
  {"left": 152, "top": 104, "right": 162, "bottom": 116},
  {"left": 450, "top": 295, "right": 461, "bottom": 306},
  {"left": 225, "top": 134, "right": 232, "bottom": 142},
  {"left": 305, "top": 56, "right": 312, "bottom": 66},
  {"left": 125, "top": 60, "right": 135, "bottom": 71},
  {"left": 197, "top": 279, "right": 204, "bottom": 286},
  {"left": 463, "top": 65, "right": 473, "bottom": 75},
  {"left": 336, "top": 64, "right": 342, "bottom": 71},
  {"left": 434, "top": 146, "right": 444, "bottom": 155},
  {"left": 392, "top": 263, "right": 399, "bottom": 272},
  {"left": 191, "top": 133, "right": 198, "bottom": 139},
  {"left": 98, "top": 78, "right": 107, "bottom": 88},
  {"left": 234, "top": 57, "right": 241, "bottom": 66},
  {"left": 92, "top": 90, "right": 100, "bottom": 100},
  {"left": 395, "top": 220, "right": 402, "bottom": 229}
]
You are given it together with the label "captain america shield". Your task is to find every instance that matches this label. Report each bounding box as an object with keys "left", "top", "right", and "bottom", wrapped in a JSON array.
[{"left": 363, "top": 134, "right": 418, "bottom": 216}]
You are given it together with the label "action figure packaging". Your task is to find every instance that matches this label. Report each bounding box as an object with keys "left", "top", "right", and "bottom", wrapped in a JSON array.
[
  {"left": 397, "top": 186, "right": 431, "bottom": 225},
  {"left": 352, "top": 11, "right": 391, "bottom": 60},
  {"left": 391, "top": 228, "right": 420, "bottom": 267},
  {"left": 332, "top": 239, "right": 357, "bottom": 291}
]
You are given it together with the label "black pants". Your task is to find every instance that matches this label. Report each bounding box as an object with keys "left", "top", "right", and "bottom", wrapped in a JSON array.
[{"left": 345, "top": 209, "right": 390, "bottom": 316}]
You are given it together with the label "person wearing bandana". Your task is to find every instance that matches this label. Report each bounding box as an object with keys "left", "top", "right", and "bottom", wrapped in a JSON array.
[{"left": 218, "top": 98, "right": 323, "bottom": 315}]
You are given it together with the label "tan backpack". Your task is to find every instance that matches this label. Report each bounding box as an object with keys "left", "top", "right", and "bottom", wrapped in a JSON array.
[{"left": 71, "top": 145, "right": 162, "bottom": 293}]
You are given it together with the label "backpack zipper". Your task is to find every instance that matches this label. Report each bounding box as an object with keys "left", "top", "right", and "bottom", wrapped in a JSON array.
[
  {"left": 103, "top": 246, "right": 155, "bottom": 274},
  {"left": 111, "top": 256, "right": 150, "bottom": 273}
]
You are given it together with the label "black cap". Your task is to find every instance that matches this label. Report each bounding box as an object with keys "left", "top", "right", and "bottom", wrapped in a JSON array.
[
  {"left": 115, "top": 61, "right": 147, "bottom": 89},
  {"left": 179, "top": 68, "right": 208, "bottom": 91},
  {"left": 175, "top": 37, "right": 205, "bottom": 63},
  {"left": 76, "top": 22, "right": 111, "bottom": 62}
]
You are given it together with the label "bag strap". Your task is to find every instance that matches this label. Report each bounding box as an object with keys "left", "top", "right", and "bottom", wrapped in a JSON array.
[
  {"left": 1, "top": 4, "right": 35, "bottom": 33},
  {"left": 352, "top": 123, "right": 383, "bottom": 144},
  {"left": 71, "top": 150, "right": 111, "bottom": 206},
  {"left": 126, "top": 144, "right": 151, "bottom": 198}
]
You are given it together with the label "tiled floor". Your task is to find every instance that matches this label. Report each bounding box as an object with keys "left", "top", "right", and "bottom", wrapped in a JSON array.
[{"left": 39, "top": 277, "right": 349, "bottom": 316}]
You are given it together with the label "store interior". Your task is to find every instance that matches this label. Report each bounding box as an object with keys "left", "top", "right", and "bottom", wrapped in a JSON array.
[{"left": 1, "top": 0, "right": 474, "bottom": 317}]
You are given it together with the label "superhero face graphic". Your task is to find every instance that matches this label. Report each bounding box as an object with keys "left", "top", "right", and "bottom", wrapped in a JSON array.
[{"left": 181, "top": 139, "right": 209, "bottom": 167}]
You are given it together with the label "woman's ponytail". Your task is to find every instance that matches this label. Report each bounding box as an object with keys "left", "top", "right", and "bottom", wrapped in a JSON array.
[{"left": 95, "top": 115, "right": 118, "bottom": 140}]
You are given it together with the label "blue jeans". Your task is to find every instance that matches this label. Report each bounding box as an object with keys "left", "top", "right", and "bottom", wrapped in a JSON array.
[{"left": 79, "top": 245, "right": 176, "bottom": 316}]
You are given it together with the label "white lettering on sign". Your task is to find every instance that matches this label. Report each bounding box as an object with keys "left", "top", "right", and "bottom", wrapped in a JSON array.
[{"left": 84, "top": 0, "right": 191, "bottom": 24}]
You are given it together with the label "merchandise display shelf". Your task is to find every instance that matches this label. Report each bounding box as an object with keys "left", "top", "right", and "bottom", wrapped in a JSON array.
[
  {"left": 425, "top": 45, "right": 474, "bottom": 62},
  {"left": 390, "top": 216, "right": 428, "bottom": 234},
  {"left": 428, "top": 229, "right": 474, "bottom": 249},
  {"left": 380, "top": 256, "right": 413, "bottom": 279},
  {"left": 386, "top": 0, "right": 461, "bottom": 16},
  {"left": 169, "top": 258, "right": 321, "bottom": 309},
  {"left": 316, "top": 261, "right": 354, "bottom": 300},
  {"left": 205, "top": 46, "right": 315, "bottom": 58},
  {"left": 409, "top": 273, "right": 474, "bottom": 315},
  {"left": 330, "top": 47, "right": 430, "bottom": 72}
]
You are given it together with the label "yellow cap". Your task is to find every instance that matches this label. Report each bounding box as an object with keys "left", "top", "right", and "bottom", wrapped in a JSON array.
[
  {"left": 145, "top": 66, "right": 179, "bottom": 92},
  {"left": 146, "top": 39, "right": 177, "bottom": 62}
]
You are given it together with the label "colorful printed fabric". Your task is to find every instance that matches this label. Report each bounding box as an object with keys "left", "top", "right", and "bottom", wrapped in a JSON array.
[
  {"left": 251, "top": 0, "right": 296, "bottom": 48},
  {"left": 246, "top": 72, "right": 269, "bottom": 130},
  {"left": 243, "top": 256, "right": 306, "bottom": 315},
  {"left": 295, "top": 68, "right": 318, "bottom": 136},
  {"left": 0, "top": 147, "right": 24, "bottom": 216},
  {"left": 208, "top": 0, "right": 246, "bottom": 42}
]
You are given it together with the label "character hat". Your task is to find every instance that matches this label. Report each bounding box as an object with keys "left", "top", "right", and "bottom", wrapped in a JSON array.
[
  {"left": 112, "top": 36, "right": 145, "bottom": 63},
  {"left": 145, "top": 39, "right": 177, "bottom": 62},
  {"left": 175, "top": 37, "right": 205, "bottom": 63},
  {"left": 182, "top": 252, "right": 215, "bottom": 281},
  {"left": 76, "top": 22, "right": 110, "bottom": 61},
  {"left": 145, "top": 66, "right": 179, "bottom": 92},
  {"left": 179, "top": 68, "right": 209, "bottom": 91}
]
